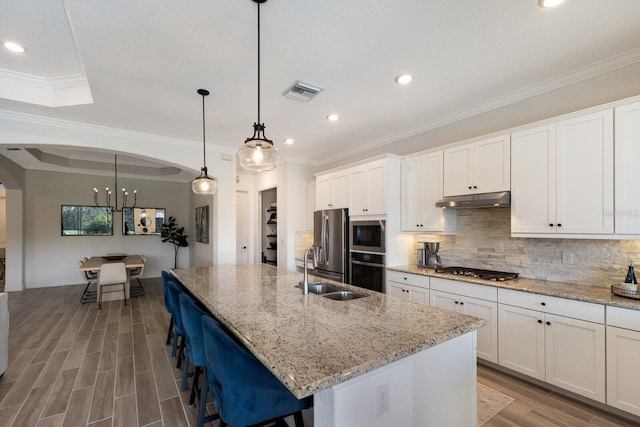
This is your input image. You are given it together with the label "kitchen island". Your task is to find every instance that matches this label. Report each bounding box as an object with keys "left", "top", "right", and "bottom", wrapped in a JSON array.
[{"left": 171, "top": 264, "right": 486, "bottom": 427}]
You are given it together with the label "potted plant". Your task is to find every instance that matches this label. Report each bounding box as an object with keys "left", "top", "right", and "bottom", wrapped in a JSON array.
[{"left": 161, "top": 216, "right": 189, "bottom": 268}]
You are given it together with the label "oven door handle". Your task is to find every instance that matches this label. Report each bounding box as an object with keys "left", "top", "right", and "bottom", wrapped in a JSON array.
[{"left": 350, "top": 259, "right": 384, "bottom": 268}]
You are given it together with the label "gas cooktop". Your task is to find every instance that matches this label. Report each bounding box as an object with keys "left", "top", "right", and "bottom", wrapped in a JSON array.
[{"left": 435, "top": 266, "right": 519, "bottom": 282}]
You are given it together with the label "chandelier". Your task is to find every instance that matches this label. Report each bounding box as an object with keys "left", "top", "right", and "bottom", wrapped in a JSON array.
[
  {"left": 238, "top": 0, "right": 279, "bottom": 172},
  {"left": 93, "top": 154, "right": 137, "bottom": 212},
  {"left": 192, "top": 88, "right": 217, "bottom": 194}
]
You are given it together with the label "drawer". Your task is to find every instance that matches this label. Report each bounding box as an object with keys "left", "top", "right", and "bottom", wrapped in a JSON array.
[
  {"left": 386, "top": 270, "right": 430, "bottom": 289},
  {"left": 607, "top": 306, "right": 640, "bottom": 331},
  {"left": 430, "top": 277, "right": 497, "bottom": 302},
  {"left": 498, "top": 288, "right": 604, "bottom": 324}
]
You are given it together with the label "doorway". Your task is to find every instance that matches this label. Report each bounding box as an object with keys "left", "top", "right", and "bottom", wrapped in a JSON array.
[
  {"left": 236, "top": 191, "right": 249, "bottom": 264},
  {"left": 260, "top": 188, "right": 277, "bottom": 266}
]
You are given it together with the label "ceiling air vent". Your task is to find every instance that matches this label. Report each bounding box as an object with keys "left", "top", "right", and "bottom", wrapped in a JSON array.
[{"left": 283, "top": 81, "right": 323, "bottom": 102}]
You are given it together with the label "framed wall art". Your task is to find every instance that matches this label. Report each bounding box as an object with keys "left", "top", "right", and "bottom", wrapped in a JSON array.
[{"left": 195, "top": 205, "right": 209, "bottom": 243}]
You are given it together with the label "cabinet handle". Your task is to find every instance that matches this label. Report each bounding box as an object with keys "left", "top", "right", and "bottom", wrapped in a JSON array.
[
  {"left": 403, "top": 277, "right": 407, "bottom": 281},
  {"left": 468, "top": 186, "right": 472, "bottom": 190},
  {"left": 557, "top": 223, "right": 562, "bottom": 227},
  {"left": 473, "top": 186, "right": 477, "bottom": 189},
  {"left": 538, "top": 319, "right": 543, "bottom": 324},
  {"left": 541, "top": 302, "right": 546, "bottom": 306},
  {"left": 549, "top": 223, "right": 554, "bottom": 227},
  {"left": 454, "top": 301, "right": 459, "bottom": 304},
  {"left": 460, "top": 302, "right": 464, "bottom": 305},
  {"left": 546, "top": 321, "right": 551, "bottom": 326}
]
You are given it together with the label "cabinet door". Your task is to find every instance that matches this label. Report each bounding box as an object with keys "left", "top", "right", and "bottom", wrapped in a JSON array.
[
  {"left": 406, "top": 284, "right": 429, "bottom": 305},
  {"left": 401, "top": 156, "right": 421, "bottom": 231},
  {"left": 460, "top": 297, "right": 498, "bottom": 364},
  {"left": 420, "top": 152, "right": 445, "bottom": 231},
  {"left": 498, "top": 304, "right": 545, "bottom": 381},
  {"left": 349, "top": 168, "right": 367, "bottom": 214},
  {"left": 331, "top": 173, "right": 350, "bottom": 209},
  {"left": 430, "top": 290, "right": 459, "bottom": 312},
  {"left": 556, "top": 110, "right": 613, "bottom": 234},
  {"left": 474, "top": 134, "right": 510, "bottom": 194},
  {"left": 365, "top": 162, "right": 387, "bottom": 215},
  {"left": 316, "top": 176, "right": 332, "bottom": 210},
  {"left": 511, "top": 124, "right": 557, "bottom": 234},
  {"left": 545, "top": 314, "right": 605, "bottom": 403},
  {"left": 387, "top": 281, "right": 409, "bottom": 300},
  {"left": 615, "top": 102, "right": 640, "bottom": 234},
  {"left": 443, "top": 144, "right": 473, "bottom": 196},
  {"left": 607, "top": 326, "right": 640, "bottom": 416}
]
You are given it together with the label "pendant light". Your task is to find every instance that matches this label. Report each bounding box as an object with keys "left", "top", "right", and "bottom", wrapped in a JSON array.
[
  {"left": 239, "top": 0, "right": 279, "bottom": 172},
  {"left": 192, "top": 88, "right": 217, "bottom": 194}
]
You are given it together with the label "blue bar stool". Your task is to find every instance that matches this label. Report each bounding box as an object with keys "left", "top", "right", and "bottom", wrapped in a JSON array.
[
  {"left": 201, "top": 315, "right": 312, "bottom": 427},
  {"left": 166, "top": 279, "right": 187, "bottom": 369},
  {"left": 161, "top": 271, "right": 175, "bottom": 347},
  {"left": 179, "top": 293, "right": 210, "bottom": 407}
]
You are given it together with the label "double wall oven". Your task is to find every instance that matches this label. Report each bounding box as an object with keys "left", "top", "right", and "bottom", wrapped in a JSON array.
[{"left": 349, "top": 220, "right": 386, "bottom": 293}]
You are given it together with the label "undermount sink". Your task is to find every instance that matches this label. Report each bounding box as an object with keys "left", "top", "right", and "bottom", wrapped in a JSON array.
[
  {"left": 322, "top": 291, "right": 366, "bottom": 301},
  {"left": 296, "top": 282, "right": 343, "bottom": 294}
]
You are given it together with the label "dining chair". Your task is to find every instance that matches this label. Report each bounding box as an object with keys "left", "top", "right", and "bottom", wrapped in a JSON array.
[
  {"left": 129, "top": 255, "right": 146, "bottom": 296},
  {"left": 79, "top": 259, "right": 98, "bottom": 304},
  {"left": 179, "top": 292, "right": 211, "bottom": 415},
  {"left": 166, "top": 279, "right": 187, "bottom": 368},
  {"left": 97, "top": 262, "right": 127, "bottom": 309},
  {"left": 201, "top": 315, "right": 311, "bottom": 427}
]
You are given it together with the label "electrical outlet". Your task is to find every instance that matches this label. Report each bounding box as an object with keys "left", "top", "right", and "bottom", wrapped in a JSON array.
[
  {"left": 376, "top": 383, "right": 390, "bottom": 416},
  {"left": 562, "top": 251, "right": 574, "bottom": 265}
]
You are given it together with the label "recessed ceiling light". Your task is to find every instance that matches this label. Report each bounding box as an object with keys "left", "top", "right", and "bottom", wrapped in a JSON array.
[
  {"left": 3, "top": 40, "right": 27, "bottom": 54},
  {"left": 284, "top": 138, "right": 295, "bottom": 145},
  {"left": 395, "top": 74, "right": 413, "bottom": 85},
  {"left": 327, "top": 114, "right": 339, "bottom": 122},
  {"left": 538, "top": 0, "right": 565, "bottom": 8}
]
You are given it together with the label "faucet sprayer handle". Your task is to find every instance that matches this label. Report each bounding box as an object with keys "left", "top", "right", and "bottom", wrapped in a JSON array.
[{"left": 312, "top": 245, "right": 319, "bottom": 268}]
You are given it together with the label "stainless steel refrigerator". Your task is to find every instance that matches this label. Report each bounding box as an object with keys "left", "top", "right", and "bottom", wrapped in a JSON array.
[{"left": 313, "top": 208, "right": 349, "bottom": 283}]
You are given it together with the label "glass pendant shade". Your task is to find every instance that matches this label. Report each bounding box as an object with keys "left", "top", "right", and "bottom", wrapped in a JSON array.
[
  {"left": 239, "top": 123, "right": 279, "bottom": 172},
  {"left": 191, "top": 167, "right": 217, "bottom": 194}
]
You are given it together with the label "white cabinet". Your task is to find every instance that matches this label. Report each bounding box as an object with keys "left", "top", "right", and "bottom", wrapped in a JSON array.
[
  {"left": 401, "top": 152, "right": 456, "bottom": 233},
  {"left": 606, "top": 306, "right": 640, "bottom": 416},
  {"left": 349, "top": 160, "right": 387, "bottom": 216},
  {"left": 443, "top": 134, "right": 510, "bottom": 197},
  {"left": 316, "top": 171, "right": 350, "bottom": 210},
  {"left": 511, "top": 110, "right": 614, "bottom": 236},
  {"left": 386, "top": 270, "right": 429, "bottom": 305},
  {"left": 430, "top": 278, "right": 498, "bottom": 363},
  {"left": 615, "top": 101, "right": 640, "bottom": 235},
  {"left": 497, "top": 289, "right": 605, "bottom": 403}
]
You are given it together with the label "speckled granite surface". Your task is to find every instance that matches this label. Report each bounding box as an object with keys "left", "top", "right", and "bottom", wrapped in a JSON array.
[
  {"left": 170, "top": 264, "right": 486, "bottom": 399},
  {"left": 388, "top": 265, "right": 640, "bottom": 311}
]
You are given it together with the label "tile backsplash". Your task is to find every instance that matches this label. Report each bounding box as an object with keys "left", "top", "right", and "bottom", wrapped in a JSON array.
[
  {"left": 414, "top": 208, "right": 640, "bottom": 288},
  {"left": 295, "top": 230, "right": 314, "bottom": 260}
]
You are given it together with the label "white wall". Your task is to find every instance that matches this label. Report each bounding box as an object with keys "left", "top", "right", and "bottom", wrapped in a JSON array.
[
  {"left": 23, "top": 169, "right": 190, "bottom": 288},
  {"left": 0, "top": 188, "right": 5, "bottom": 246}
]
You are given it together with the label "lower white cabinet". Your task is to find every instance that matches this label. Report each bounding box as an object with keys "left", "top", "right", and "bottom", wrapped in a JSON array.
[
  {"left": 606, "top": 306, "right": 640, "bottom": 416},
  {"left": 430, "top": 278, "right": 498, "bottom": 363},
  {"left": 498, "top": 289, "right": 605, "bottom": 403},
  {"left": 386, "top": 270, "right": 429, "bottom": 305}
]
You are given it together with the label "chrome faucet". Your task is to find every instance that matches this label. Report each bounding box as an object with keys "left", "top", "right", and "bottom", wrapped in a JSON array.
[{"left": 302, "top": 245, "right": 318, "bottom": 295}]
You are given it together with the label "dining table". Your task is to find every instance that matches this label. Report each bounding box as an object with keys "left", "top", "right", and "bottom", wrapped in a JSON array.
[{"left": 79, "top": 255, "right": 145, "bottom": 303}]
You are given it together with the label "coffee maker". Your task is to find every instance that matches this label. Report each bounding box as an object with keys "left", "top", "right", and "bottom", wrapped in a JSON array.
[{"left": 417, "top": 242, "right": 442, "bottom": 268}]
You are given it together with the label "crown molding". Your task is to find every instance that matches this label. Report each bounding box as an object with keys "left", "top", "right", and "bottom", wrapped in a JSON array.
[{"left": 0, "top": 68, "right": 93, "bottom": 107}]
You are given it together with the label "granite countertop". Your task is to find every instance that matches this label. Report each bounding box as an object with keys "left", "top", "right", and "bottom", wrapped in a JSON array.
[
  {"left": 388, "top": 265, "right": 640, "bottom": 311},
  {"left": 170, "top": 264, "right": 486, "bottom": 399}
]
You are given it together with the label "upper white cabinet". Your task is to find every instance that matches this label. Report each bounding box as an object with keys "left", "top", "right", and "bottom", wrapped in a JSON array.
[
  {"left": 615, "top": 101, "right": 640, "bottom": 235},
  {"left": 401, "top": 152, "right": 456, "bottom": 233},
  {"left": 443, "top": 134, "right": 510, "bottom": 197},
  {"left": 511, "top": 109, "right": 613, "bottom": 236},
  {"left": 315, "top": 170, "right": 350, "bottom": 210},
  {"left": 349, "top": 159, "right": 389, "bottom": 216}
]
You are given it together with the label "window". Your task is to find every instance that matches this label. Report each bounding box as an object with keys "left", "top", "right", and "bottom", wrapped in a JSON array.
[{"left": 61, "top": 205, "right": 113, "bottom": 236}]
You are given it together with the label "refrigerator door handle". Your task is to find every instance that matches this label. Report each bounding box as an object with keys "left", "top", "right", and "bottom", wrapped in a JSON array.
[{"left": 322, "top": 214, "right": 330, "bottom": 264}]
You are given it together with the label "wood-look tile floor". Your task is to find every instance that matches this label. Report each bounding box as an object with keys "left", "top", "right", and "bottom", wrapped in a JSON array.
[{"left": 1, "top": 279, "right": 637, "bottom": 427}]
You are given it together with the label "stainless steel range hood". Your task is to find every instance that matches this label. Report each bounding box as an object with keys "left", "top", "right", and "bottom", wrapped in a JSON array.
[{"left": 435, "top": 191, "right": 511, "bottom": 209}]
